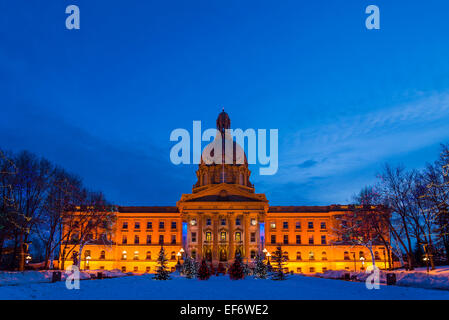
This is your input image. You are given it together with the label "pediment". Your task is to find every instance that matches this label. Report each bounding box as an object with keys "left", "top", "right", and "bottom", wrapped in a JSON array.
[{"left": 178, "top": 183, "right": 267, "bottom": 204}]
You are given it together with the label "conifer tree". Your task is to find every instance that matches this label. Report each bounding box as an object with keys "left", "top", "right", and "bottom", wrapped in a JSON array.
[
  {"left": 154, "top": 245, "right": 170, "bottom": 280},
  {"left": 182, "top": 255, "right": 198, "bottom": 279},
  {"left": 254, "top": 252, "right": 268, "bottom": 279},
  {"left": 197, "top": 259, "right": 211, "bottom": 280},
  {"left": 229, "top": 256, "right": 244, "bottom": 280},
  {"left": 270, "top": 246, "right": 288, "bottom": 280}
]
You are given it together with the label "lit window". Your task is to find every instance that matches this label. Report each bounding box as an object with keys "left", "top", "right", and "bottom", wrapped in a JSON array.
[
  {"left": 270, "top": 221, "right": 276, "bottom": 229},
  {"left": 206, "top": 232, "right": 212, "bottom": 241},
  {"left": 220, "top": 232, "right": 226, "bottom": 241},
  {"left": 191, "top": 219, "right": 197, "bottom": 226},
  {"left": 133, "top": 251, "right": 139, "bottom": 260},
  {"left": 235, "top": 232, "right": 241, "bottom": 242},
  {"left": 309, "top": 251, "right": 315, "bottom": 260},
  {"left": 251, "top": 218, "right": 256, "bottom": 226},
  {"left": 121, "top": 251, "right": 127, "bottom": 260}
]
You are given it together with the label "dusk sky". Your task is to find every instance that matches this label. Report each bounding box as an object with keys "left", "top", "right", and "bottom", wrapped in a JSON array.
[{"left": 1, "top": 0, "right": 449, "bottom": 206}]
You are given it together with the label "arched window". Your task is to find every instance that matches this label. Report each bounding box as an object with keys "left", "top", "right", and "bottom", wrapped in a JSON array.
[
  {"left": 296, "top": 252, "right": 302, "bottom": 260},
  {"left": 359, "top": 251, "right": 365, "bottom": 259},
  {"left": 146, "top": 251, "right": 151, "bottom": 260},
  {"left": 171, "top": 251, "right": 176, "bottom": 260},
  {"left": 235, "top": 232, "right": 241, "bottom": 242},
  {"left": 99, "top": 251, "right": 105, "bottom": 260},
  {"left": 220, "top": 232, "right": 226, "bottom": 241},
  {"left": 322, "top": 251, "right": 327, "bottom": 261},
  {"left": 344, "top": 251, "right": 350, "bottom": 260},
  {"left": 206, "top": 231, "right": 212, "bottom": 241},
  {"left": 375, "top": 251, "right": 380, "bottom": 260},
  {"left": 309, "top": 251, "right": 315, "bottom": 261},
  {"left": 121, "top": 251, "right": 127, "bottom": 260}
]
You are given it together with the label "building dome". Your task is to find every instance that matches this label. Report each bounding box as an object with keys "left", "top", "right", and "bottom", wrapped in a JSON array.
[{"left": 201, "top": 110, "right": 246, "bottom": 165}]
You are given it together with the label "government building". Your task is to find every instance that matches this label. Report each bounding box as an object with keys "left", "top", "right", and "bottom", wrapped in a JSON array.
[{"left": 62, "top": 111, "right": 390, "bottom": 274}]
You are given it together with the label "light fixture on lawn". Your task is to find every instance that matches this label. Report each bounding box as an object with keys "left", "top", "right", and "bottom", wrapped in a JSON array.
[{"left": 360, "top": 256, "right": 365, "bottom": 266}]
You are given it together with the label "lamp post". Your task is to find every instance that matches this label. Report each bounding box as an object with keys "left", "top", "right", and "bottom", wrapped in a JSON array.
[
  {"left": 422, "top": 244, "right": 430, "bottom": 274},
  {"left": 266, "top": 252, "right": 271, "bottom": 265},
  {"left": 360, "top": 256, "right": 365, "bottom": 270}
]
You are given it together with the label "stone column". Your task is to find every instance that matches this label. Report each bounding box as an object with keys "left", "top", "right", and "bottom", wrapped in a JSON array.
[
  {"left": 228, "top": 213, "right": 234, "bottom": 261},
  {"left": 197, "top": 214, "right": 203, "bottom": 259},
  {"left": 213, "top": 214, "right": 219, "bottom": 261},
  {"left": 244, "top": 213, "right": 250, "bottom": 260}
]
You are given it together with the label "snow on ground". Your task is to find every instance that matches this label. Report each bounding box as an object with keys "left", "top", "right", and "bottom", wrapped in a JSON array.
[
  {"left": 315, "top": 266, "right": 449, "bottom": 291},
  {"left": 1, "top": 273, "right": 449, "bottom": 300}
]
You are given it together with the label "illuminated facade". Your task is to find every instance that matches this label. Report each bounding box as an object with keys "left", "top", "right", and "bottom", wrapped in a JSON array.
[{"left": 62, "top": 111, "right": 390, "bottom": 274}]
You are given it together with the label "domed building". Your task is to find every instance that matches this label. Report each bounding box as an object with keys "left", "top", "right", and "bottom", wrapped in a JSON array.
[{"left": 61, "top": 111, "right": 393, "bottom": 274}]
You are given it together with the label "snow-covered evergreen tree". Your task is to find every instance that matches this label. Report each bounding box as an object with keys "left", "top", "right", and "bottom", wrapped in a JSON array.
[
  {"left": 154, "top": 246, "right": 170, "bottom": 280},
  {"left": 270, "top": 246, "right": 288, "bottom": 280},
  {"left": 254, "top": 252, "right": 267, "bottom": 279},
  {"left": 182, "top": 255, "right": 197, "bottom": 279}
]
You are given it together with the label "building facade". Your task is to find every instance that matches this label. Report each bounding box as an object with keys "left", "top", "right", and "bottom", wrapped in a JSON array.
[{"left": 62, "top": 111, "right": 390, "bottom": 274}]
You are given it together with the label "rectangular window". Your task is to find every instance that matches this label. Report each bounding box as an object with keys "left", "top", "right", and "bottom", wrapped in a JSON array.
[
  {"left": 309, "top": 235, "right": 314, "bottom": 245},
  {"left": 171, "top": 235, "right": 176, "bottom": 244},
  {"left": 134, "top": 222, "right": 140, "bottom": 230},
  {"left": 310, "top": 267, "right": 315, "bottom": 273},
  {"left": 271, "top": 235, "right": 276, "bottom": 244},
  {"left": 146, "top": 235, "right": 151, "bottom": 244},
  {"left": 171, "top": 221, "right": 177, "bottom": 229},
  {"left": 250, "top": 232, "right": 256, "bottom": 243},
  {"left": 122, "top": 222, "right": 128, "bottom": 230},
  {"left": 236, "top": 218, "right": 241, "bottom": 226},
  {"left": 295, "top": 221, "right": 301, "bottom": 229},
  {"left": 147, "top": 221, "right": 152, "bottom": 229},
  {"left": 308, "top": 221, "right": 314, "bottom": 229},
  {"left": 191, "top": 232, "right": 197, "bottom": 242},
  {"left": 321, "top": 235, "right": 326, "bottom": 245},
  {"left": 159, "top": 221, "right": 165, "bottom": 230},
  {"left": 122, "top": 235, "right": 127, "bottom": 244},
  {"left": 320, "top": 222, "right": 326, "bottom": 230},
  {"left": 296, "top": 235, "right": 301, "bottom": 244},
  {"left": 159, "top": 235, "right": 164, "bottom": 244},
  {"left": 134, "top": 235, "right": 139, "bottom": 244},
  {"left": 283, "top": 235, "right": 288, "bottom": 244},
  {"left": 221, "top": 219, "right": 226, "bottom": 226},
  {"left": 283, "top": 221, "right": 288, "bottom": 229},
  {"left": 206, "top": 218, "right": 211, "bottom": 226},
  {"left": 270, "top": 221, "right": 276, "bottom": 229}
]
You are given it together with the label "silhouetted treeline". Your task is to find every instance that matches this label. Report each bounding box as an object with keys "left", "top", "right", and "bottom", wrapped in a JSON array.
[{"left": 0, "top": 149, "right": 109, "bottom": 270}]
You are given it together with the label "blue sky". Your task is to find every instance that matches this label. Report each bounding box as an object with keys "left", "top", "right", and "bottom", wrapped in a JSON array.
[{"left": 1, "top": 0, "right": 449, "bottom": 206}]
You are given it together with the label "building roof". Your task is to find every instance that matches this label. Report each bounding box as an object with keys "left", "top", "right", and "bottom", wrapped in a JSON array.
[
  {"left": 117, "top": 206, "right": 179, "bottom": 213},
  {"left": 268, "top": 205, "right": 351, "bottom": 213}
]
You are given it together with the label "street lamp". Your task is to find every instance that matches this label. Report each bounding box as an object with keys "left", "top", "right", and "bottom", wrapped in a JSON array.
[
  {"left": 360, "top": 256, "right": 365, "bottom": 269},
  {"left": 266, "top": 252, "right": 271, "bottom": 265}
]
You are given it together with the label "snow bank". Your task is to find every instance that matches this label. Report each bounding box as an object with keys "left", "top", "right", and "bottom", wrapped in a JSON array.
[
  {"left": 0, "top": 269, "right": 131, "bottom": 286},
  {"left": 315, "top": 268, "right": 449, "bottom": 290}
]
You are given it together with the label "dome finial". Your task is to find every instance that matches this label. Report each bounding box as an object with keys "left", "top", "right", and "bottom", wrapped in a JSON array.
[{"left": 216, "top": 108, "right": 231, "bottom": 133}]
